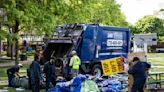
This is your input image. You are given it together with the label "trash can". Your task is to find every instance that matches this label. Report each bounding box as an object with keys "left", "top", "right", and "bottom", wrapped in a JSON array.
[{"left": 20, "top": 54, "right": 27, "bottom": 61}]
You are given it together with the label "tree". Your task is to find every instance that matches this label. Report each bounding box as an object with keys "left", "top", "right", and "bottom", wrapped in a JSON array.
[
  {"left": 160, "top": 8, "right": 164, "bottom": 12},
  {"left": 128, "top": 24, "right": 139, "bottom": 35},
  {"left": 52, "top": 0, "right": 128, "bottom": 27},
  {"left": 134, "top": 15, "right": 164, "bottom": 36},
  {"left": 1, "top": 0, "right": 56, "bottom": 64},
  {"left": 1, "top": 0, "right": 128, "bottom": 64}
]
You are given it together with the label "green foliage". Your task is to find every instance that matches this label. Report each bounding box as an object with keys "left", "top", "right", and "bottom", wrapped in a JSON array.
[
  {"left": 1, "top": 0, "right": 128, "bottom": 36},
  {"left": 53, "top": 0, "right": 128, "bottom": 27},
  {"left": 128, "top": 24, "right": 139, "bottom": 35},
  {"left": 134, "top": 16, "right": 164, "bottom": 36},
  {"left": 0, "top": 29, "right": 7, "bottom": 39},
  {"left": 159, "top": 36, "right": 164, "bottom": 42},
  {"left": 160, "top": 8, "right": 164, "bottom": 12}
]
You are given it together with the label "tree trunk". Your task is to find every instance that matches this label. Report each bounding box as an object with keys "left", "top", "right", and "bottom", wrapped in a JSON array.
[
  {"left": 14, "top": 20, "right": 19, "bottom": 64},
  {"left": 15, "top": 38, "right": 19, "bottom": 64},
  {"left": 0, "top": 24, "right": 1, "bottom": 56},
  {"left": 0, "top": 24, "right": 2, "bottom": 56},
  {"left": 0, "top": 37, "right": 1, "bottom": 56},
  {"left": 10, "top": 42, "right": 13, "bottom": 59}
]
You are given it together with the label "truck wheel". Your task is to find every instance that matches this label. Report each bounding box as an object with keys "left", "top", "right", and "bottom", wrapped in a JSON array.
[{"left": 92, "top": 64, "right": 102, "bottom": 78}]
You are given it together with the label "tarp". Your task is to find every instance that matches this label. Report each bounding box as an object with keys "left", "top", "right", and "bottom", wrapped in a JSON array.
[
  {"left": 81, "top": 80, "right": 100, "bottom": 92},
  {"left": 48, "top": 74, "right": 128, "bottom": 92},
  {"left": 48, "top": 74, "right": 100, "bottom": 92}
]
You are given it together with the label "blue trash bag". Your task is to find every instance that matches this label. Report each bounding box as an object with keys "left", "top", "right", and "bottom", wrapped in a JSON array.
[
  {"left": 108, "top": 85, "right": 121, "bottom": 92},
  {"left": 100, "top": 86, "right": 120, "bottom": 92},
  {"left": 71, "top": 74, "right": 86, "bottom": 86},
  {"left": 70, "top": 74, "right": 87, "bottom": 92},
  {"left": 48, "top": 85, "right": 70, "bottom": 92},
  {"left": 72, "top": 84, "right": 81, "bottom": 92}
]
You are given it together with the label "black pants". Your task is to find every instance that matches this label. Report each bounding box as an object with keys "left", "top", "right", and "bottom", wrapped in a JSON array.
[
  {"left": 7, "top": 72, "right": 15, "bottom": 87},
  {"left": 31, "top": 80, "right": 40, "bottom": 92},
  {"left": 45, "top": 78, "right": 56, "bottom": 91},
  {"left": 132, "top": 78, "right": 146, "bottom": 92}
]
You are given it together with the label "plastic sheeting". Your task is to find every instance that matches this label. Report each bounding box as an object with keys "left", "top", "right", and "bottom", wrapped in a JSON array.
[
  {"left": 96, "top": 74, "right": 128, "bottom": 92},
  {"left": 81, "top": 79, "right": 100, "bottom": 92},
  {"left": 48, "top": 74, "right": 100, "bottom": 92},
  {"left": 48, "top": 74, "right": 128, "bottom": 92},
  {"left": 11, "top": 77, "right": 29, "bottom": 88}
]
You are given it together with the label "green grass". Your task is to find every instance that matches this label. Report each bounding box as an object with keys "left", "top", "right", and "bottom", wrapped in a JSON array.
[
  {"left": 147, "top": 53, "right": 164, "bottom": 73},
  {"left": 147, "top": 53, "right": 164, "bottom": 66},
  {"left": 0, "top": 86, "right": 45, "bottom": 92},
  {"left": 0, "top": 53, "right": 164, "bottom": 91},
  {"left": 0, "top": 64, "right": 29, "bottom": 80}
]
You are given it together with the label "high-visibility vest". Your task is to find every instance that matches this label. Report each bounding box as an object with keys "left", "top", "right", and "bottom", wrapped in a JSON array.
[{"left": 70, "top": 55, "right": 81, "bottom": 69}]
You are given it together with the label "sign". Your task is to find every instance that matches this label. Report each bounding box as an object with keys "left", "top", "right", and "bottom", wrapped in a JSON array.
[
  {"left": 101, "top": 57, "right": 124, "bottom": 76},
  {"left": 107, "top": 39, "right": 123, "bottom": 46},
  {"left": 134, "top": 33, "right": 157, "bottom": 46},
  {"left": 127, "top": 52, "right": 146, "bottom": 62}
]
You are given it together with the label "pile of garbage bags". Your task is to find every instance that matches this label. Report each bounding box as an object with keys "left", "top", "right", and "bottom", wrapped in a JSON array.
[
  {"left": 96, "top": 74, "right": 128, "bottom": 92},
  {"left": 11, "top": 74, "right": 46, "bottom": 89},
  {"left": 48, "top": 74, "right": 128, "bottom": 92},
  {"left": 48, "top": 74, "right": 100, "bottom": 92},
  {"left": 11, "top": 76, "right": 29, "bottom": 88}
]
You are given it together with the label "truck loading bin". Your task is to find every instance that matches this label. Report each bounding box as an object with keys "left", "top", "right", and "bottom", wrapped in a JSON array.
[{"left": 43, "top": 23, "right": 131, "bottom": 78}]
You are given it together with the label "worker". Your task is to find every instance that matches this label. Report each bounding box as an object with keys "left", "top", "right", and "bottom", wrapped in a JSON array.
[
  {"left": 69, "top": 50, "right": 81, "bottom": 78},
  {"left": 43, "top": 57, "right": 56, "bottom": 91},
  {"left": 128, "top": 57, "right": 147, "bottom": 92},
  {"left": 29, "top": 53, "right": 41, "bottom": 92},
  {"left": 7, "top": 63, "right": 23, "bottom": 87}
]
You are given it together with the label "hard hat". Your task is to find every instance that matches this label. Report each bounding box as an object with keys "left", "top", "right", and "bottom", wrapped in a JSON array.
[
  {"left": 18, "top": 63, "right": 23, "bottom": 67},
  {"left": 71, "top": 50, "right": 77, "bottom": 55}
]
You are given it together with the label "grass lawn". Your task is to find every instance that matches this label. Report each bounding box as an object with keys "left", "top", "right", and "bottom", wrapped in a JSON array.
[
  {"left": 0, "top": 64, "right": 29, "bottom": 81},
  {"left": 0, "top": 53, "right": 164, "bottom": 91},
  {"left": 0, "top": 85, "right": 45, "bottom": 92},
  {"left": 147, "top": 53, "right": 164, "bottom": 72}
]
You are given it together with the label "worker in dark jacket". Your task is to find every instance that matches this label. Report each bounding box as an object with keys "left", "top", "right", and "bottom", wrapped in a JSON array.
[
  {"left": 43, "top": 57, "right": 56, "bottom": 91},
  {"left": 7, "top": 64, "right": 23, "bottom": 87},
  {"left": 29, "top": 53, "right": 41, "bottom": 92},
  {"left": 128, "top": 57, "right": 148, "bottom": 92}
]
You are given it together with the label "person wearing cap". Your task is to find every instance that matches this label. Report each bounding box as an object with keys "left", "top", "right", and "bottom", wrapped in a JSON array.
[
  {"left": 43, "top": 57, "right": 56, "bottom": 91},
  {"left": 29, "top": 53, "right": 41, "bottom": 92},
  {"left": 128, "top": 57, "right": 148, "bottom": 92},
  {"left": 7, "top": 63, "right": 23, "bottom": 87},
  {"left": 69, "top": 50, "right": 81, "bottom": 78}
]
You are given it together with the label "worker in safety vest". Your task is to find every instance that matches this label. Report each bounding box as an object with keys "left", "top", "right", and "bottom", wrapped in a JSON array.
[{"left": 69, "top": 50, "right": 81, "bottom": 78}]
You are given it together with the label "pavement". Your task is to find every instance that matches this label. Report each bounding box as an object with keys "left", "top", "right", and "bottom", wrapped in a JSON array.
[
  {"left": 0, "top": 58, "right": 33, "bottom": 67},
  {"left": 0, "top": 80, "right": 7, "bottom": 86}
]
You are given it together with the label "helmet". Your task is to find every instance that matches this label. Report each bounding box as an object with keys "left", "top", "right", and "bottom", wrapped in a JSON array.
[
  {"left": 71, "top": 50, "right": 76, "bottom": 55},
  {"left": 18, "top": 63, "right": 23, "bottom": 67}
]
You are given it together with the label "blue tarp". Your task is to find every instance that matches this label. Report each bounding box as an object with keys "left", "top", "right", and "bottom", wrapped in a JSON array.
[
  {"left": 48, "top": 74, "right": 127, "bottom": 92},
  {"left": 48, "top": 74, "right": 86, "bottom": 92},
  {"left": 96, "top": 79, "right": 122, "bottom": 92}
]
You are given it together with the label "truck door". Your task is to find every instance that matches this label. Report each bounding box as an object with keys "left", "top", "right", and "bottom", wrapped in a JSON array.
[
  {"left": 97, "top": 28, "right": 130, "bottom": 60},
  {"left": 80, "top": 25, "right": 97, "bottom": 62}
]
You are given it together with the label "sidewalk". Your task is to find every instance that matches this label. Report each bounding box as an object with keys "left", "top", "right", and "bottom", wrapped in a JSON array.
[
  {"left": 0, "top": 58, "right": 33, "bottom": 67},
  {"left": 0, "top": 80, "right": 7, "bottom": 85}
]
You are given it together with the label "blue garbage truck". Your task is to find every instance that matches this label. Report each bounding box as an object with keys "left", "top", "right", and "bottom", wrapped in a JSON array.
[{"left": 43, "top": 23, "right": 131, "bottom": 78}]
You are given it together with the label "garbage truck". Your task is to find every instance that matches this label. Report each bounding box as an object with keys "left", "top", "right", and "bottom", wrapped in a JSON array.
[{"left": 42, "top": 23, "right": 131, "bottom": 78}]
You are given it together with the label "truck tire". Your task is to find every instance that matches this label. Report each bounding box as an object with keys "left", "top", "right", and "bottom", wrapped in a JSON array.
[{"left": 92, "top": 64, "right": 102, "bottom": 78}]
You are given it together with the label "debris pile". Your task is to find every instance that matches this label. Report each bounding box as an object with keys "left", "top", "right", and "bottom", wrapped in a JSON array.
[{"left": 48, "top": 74, "right": 128, "bottom": 92}]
